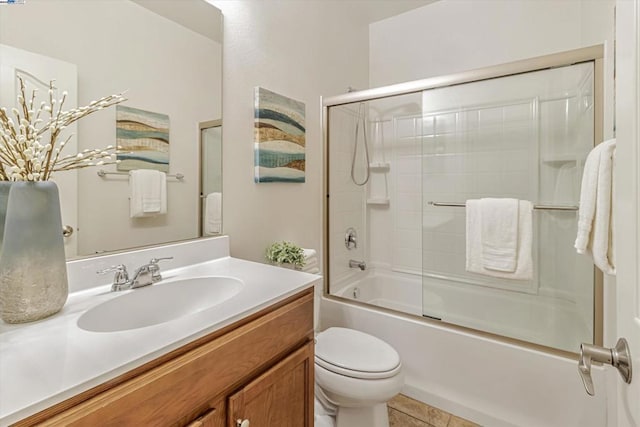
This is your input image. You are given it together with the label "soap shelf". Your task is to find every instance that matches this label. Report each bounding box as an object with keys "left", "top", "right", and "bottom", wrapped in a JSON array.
[
  {"left": 369, "top": 162, "right": 390, "bottom": 172},
  {"left": 367, "top": 198, "right": 390, "bottom": 206},
  {"left": 541, "top": 155, "right": 580, "bottom": 165}
]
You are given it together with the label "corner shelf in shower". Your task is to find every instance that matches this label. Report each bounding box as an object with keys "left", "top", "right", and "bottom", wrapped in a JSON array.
[
  {"left": 541, "top": 154, "right": 582, "bottom": 165},
  {"left": 369, "top": 162, "right": 390, "bottom": 172},
  {"left": 366, "top": 198, "right": 390, "bottom": 206}
]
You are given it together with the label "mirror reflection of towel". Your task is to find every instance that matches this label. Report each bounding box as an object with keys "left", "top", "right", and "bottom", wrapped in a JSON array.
[
  {"left": 205, "top": 192, "right": 222, "bottom": 234},
  {"left": 129, "top": 170, "right": 167, "bottom": 218}
]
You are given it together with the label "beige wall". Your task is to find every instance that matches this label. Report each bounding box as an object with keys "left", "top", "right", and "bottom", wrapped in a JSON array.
[{"left": 212, "top": 1, "right": 371, "bottom": 266}]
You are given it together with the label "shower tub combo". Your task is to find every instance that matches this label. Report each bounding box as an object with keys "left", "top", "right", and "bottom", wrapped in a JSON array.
[{"left": 322, "top": 45, "right": 609, "bottom": 427}]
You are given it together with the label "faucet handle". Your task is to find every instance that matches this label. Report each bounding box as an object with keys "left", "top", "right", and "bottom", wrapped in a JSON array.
[
  {"left": 148, "top": 257, "right": 173, "bottom": 282},
  {"left": 149, "top": 256, "right": 173, "bottom": 265},
  {"left": 97, "top": 264, "right": 128, "bottom": 278},
  {"left": 97, "top": 264, "right": 129, "bottom": 290}
]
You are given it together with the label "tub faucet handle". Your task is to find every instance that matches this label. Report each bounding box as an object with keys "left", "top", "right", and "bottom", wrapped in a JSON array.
[
  {"left": 578, "top": 338, "right": 632, "bottom": 396},
  {"left": 345, "top": 228, "right": 358, "bottom": 250}
]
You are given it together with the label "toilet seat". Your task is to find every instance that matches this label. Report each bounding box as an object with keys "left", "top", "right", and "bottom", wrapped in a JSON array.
[{"left": 315, "top": 327, "right": 401, "bottom": 380}]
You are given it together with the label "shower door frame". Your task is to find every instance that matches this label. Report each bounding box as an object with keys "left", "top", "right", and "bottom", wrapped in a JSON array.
[{"left": 322, "top": 44, "right": 605, "bottom": 356}]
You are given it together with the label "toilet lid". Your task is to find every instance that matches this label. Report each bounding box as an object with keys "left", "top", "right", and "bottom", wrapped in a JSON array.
[{"left": 315, "top": 327, "right": 401, "bottom": 380}]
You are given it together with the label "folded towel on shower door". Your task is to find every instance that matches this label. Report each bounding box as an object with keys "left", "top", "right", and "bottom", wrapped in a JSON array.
[
  {"left": 574, "top": 139, "right": 616, "bottom": 275},
  {"left": 129, "top": 169, "right": 167, "bottom": 218},
  {"left": 466, "top": 198, "right": 533, "bottom": 280}
]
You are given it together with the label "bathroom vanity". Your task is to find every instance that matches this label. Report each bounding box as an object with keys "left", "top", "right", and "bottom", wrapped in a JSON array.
[{"left": 0, "top": 237, "right": 319, "bottom": 426}]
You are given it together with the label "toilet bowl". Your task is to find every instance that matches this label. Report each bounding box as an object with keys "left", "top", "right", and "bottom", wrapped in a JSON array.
[{"left": 314, "top": 327, "right": 404, "bottom": 427}]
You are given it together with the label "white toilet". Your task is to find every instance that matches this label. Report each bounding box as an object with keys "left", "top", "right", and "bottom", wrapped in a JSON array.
[{"left": 314, "top": 327, "right": 404, "bottom": 427}]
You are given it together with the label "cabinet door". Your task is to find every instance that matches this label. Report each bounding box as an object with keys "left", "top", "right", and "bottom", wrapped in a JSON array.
[
  {"left": 186, "top": 403, "right": 225, "bottom": 427},
  {"left": 228, "top": 342, "right": 314, "bottom": 427}
]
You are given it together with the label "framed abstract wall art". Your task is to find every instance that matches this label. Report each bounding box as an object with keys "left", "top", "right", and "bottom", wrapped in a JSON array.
[
  {"left": 254, "top": 87, "right": 305, "bottom": 183},
  {"left": 116, "top": 105, "right": 170, "bottom": 172}
]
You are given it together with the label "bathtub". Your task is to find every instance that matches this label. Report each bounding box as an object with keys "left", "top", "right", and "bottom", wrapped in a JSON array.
[
  {"left": 321, "top": 270, "right": 611, "bottom": 427},
  {"left": 332, "top": 271, "right": 591, "bottom": 352}
]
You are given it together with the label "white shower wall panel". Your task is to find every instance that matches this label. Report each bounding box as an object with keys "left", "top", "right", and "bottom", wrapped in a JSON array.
[{"left": 328, "top": 106, "right": 367, "bottom": 287}]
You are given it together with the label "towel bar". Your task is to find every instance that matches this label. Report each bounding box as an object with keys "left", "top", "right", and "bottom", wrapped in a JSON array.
[
  {"left": 428, "top": 201, "right": 578, "bottom": 211},
  {"left": 97, "top": 169, "right": 184, "bottom": 181}
]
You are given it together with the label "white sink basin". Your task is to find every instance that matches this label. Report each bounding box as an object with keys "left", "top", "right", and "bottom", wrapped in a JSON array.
[{"left": 77, "top": 277, "right": 243, "bottom": 332}]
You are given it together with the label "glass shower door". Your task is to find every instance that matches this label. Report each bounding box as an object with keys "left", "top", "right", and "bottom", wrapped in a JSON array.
[{"left": 420, "top": 62, "right": 596, "bottom": 352}]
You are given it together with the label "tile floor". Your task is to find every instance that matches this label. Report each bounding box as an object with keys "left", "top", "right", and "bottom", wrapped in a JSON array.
[{"left": 388, "top": 394, "right": 480, "bottom": 427}]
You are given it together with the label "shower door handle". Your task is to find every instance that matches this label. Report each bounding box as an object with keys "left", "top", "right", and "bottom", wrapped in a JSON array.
[{"left": 578, "top": 338, "right": 632, "bottom": 396}]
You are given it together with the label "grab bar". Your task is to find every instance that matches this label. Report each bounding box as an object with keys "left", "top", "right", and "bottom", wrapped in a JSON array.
[{"left": 428, "top": 201, "right": 578, "bottom": 211}]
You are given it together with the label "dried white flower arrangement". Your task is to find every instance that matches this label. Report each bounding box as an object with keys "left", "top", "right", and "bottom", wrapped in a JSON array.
[{"left": 0, "top": 76, "right": 126, "bottom": 181}]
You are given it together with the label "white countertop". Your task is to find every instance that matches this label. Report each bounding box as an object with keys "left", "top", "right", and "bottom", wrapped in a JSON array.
[{"left": 0, "top": 251, "right": 320, "bottom": 425}]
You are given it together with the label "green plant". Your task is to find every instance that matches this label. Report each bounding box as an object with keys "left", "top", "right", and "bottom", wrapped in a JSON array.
[{"left": 265, "top": 241, "right": 305, "bottom": 268}]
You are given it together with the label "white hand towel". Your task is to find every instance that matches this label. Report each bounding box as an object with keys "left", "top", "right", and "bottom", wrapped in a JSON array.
[
  {"left": 205, "top": 192, "right": 222, "bottom": 235},
  {"left": 303, "top": 257, "right": 319, "bottom": 269},
  {"left": 129, "top": 170, "right": 167, "bottom": 218},
  {"left": 302, "top": 260, "right": 319, "bottom": 273},
  {"left": 302, "top": 248, "right": 319, "bottom": 273},
  {"left": 303, "top": 248, "right": 317, "bottom": 260},
  {"left": 574, "top": 139, "right": 616, "bottom": 275},
  {"left": 466, "top": 199, "right": 533, "bottom": 280},
  {"left": 480, "top": 198, "right": 519, "bottom": 272}
]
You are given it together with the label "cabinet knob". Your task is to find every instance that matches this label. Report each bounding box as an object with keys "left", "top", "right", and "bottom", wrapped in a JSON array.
[{"left": 236, "top": 419, "right": 250, "bottom": 427}]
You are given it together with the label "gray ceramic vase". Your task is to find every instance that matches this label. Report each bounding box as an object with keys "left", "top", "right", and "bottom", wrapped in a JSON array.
[{"left": 0, "top": 181, "right": 68, "bottom": 323}]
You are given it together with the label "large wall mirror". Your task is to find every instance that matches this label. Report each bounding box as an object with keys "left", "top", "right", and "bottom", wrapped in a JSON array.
[{"left": 0, "top": 0, "right": 222, "bottom": 259}]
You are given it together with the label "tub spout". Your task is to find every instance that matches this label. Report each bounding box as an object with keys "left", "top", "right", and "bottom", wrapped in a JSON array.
[{"left": 349, "top": 259, "right": 366, "bottom": 271}]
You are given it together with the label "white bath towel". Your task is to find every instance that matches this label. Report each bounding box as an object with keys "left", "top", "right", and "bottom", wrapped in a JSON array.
[
  {"left": 466, "top": 199, "right": 533, "bottom": 280},
  {"left": 574, "top": 139, "right": 616, "bottom": 275},
  {"left": 480, "top": 198, "right": 519, "bottom": 272},
  {"left": 204, "top": 192, "right": 222, "bottom": 235},
  {"left": 129, "top": 169, "right": 167, "bottom": 218}
]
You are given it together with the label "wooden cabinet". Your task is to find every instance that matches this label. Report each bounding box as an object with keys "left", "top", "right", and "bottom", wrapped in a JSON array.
[
  {"left": 185, "top": 405, "right": 225, "bottom": 427},
  {"left": 228, "top": 342, "right": 314, "bottom": 427},
  {"left": 15, "top": 288, "right": 314, "bottom": 427}
]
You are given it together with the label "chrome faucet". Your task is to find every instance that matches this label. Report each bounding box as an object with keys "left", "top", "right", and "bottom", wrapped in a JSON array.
[
  {"left": 97, "top": 264, "right": 130, "bottom": 292},
  {"left": 349, "top": 259, "right": 366, "bottom": 271},
  {"left": 98, "top": 257, "right": 173, "bottom": 292}
]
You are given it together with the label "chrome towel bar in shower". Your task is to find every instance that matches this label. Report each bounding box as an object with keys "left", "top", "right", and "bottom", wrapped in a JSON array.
[{"left": 428, "top": 201, "right": 579, "bottom": 211}]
